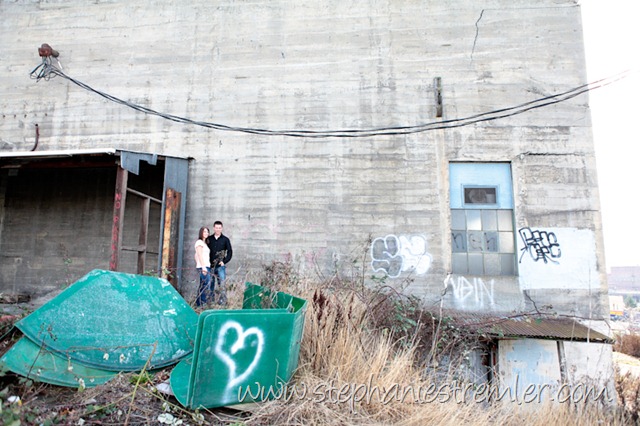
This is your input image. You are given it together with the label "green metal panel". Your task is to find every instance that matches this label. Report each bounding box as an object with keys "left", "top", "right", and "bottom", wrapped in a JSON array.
[
  {"left": 0, "top": 337, "right": 117, "bottom": 388},
  {"left": 170, "top": 283, "right": 307, "bottom": 409},
  {"left": 169, "top": 356, "right": 193, "bottom": 407},
  {"left": 15, "top": 269, "right": 198, "bottom": 371}
]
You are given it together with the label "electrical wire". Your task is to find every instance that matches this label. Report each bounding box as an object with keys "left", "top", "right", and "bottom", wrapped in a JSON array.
[{"left": 29, "top": 57, "right": 636, "bottom": 139}]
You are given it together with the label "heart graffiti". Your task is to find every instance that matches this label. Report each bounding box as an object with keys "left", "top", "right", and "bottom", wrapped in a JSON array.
[{"left": 214, "top": 320, "right": 265, "bottom": 392}]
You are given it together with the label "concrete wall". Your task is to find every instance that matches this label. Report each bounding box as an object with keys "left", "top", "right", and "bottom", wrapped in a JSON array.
[
  {"left": 563, "top": 341, "right": 615, "bottom": 400},
  {"left": 0, "top": 1, "right": 608, "bottom": 319},
  {"left": 0, "top": 167, "right": 114, "bottom": 294}
]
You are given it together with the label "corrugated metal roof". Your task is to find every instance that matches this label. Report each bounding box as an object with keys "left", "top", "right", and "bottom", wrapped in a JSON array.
[
  {"left": 482, "top": 317, "right": 612, "bottom": 343},
  {"left": 0, "top": 148, "right": 117, "bottom": 158},
  {"left": 437, "top": 310, "right": 613, "bottom": 343},
  {"left": 0, "top": 148, "right": 189, "bottom": 160}
]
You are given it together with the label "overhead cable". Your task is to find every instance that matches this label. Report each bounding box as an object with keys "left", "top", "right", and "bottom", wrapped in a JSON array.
[{"left": 29, "top": 57, "right": 636, "bottom": 139}]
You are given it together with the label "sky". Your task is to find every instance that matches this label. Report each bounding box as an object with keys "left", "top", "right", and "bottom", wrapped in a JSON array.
[{"left": 580, "top": 1, "right": 640, "bottom": 270}]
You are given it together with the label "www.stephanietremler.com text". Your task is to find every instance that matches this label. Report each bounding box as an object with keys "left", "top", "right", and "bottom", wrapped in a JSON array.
[{"left": 237, "top": 375, "right": 612, "bottom": 411}]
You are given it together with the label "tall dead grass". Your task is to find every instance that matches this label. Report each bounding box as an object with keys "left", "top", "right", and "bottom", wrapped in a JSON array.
[
  {"left": 615, "top": 333, "right": 640, "bottom": 358},
  {"left": 243, "top": 262, "right": 633, "bottom": 425},
  {"left": 616, "top": 368, "right": 640, "bottom": 423}
]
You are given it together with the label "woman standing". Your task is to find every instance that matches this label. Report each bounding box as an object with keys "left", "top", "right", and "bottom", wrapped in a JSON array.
[{"left": 194, "top": 226, "right": 212, "bottom": 306}]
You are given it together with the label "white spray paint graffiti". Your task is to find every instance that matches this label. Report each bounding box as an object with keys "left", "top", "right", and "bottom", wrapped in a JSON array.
[
  {"left": 214, "top": 320, "right": 264, "bottom": 395},
  {"left": 371, "top": 234, "right": 432, "bottom": 278},
  {"left": 445, "top": 275, "right": 495, "bottom": 309}
]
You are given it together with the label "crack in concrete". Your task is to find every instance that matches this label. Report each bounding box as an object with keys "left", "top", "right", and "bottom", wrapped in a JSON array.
[{"left": 471, "top": 9, "right": 485, "bottom": 61}]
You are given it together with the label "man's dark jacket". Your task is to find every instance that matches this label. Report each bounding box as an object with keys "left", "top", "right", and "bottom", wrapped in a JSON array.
[{"left": 208, "top": 234, "right": 232, "bottom": 266}]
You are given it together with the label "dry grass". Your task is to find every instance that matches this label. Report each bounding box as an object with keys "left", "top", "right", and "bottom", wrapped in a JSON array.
[
  {"left": 243, "top": 263, "right": 634, "bottom": 425},
  {"left": 615, "top": 333, "right": 640, "bottom": 358},
  {"left": 1, "top": 261, "right": 638, "bottom": 424},
  {"left": 616, "top": 368, "right": 640, "bottom": 423}
]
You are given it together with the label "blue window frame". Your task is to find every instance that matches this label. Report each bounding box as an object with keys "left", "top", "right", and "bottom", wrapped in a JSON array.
[{"left": 449, "top": 163, "right": 516, "bottom": 276}]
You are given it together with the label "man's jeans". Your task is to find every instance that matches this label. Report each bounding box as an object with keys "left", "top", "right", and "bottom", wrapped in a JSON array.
[{"left": 213, "top": 265, "right": 227, "bottom": 305}]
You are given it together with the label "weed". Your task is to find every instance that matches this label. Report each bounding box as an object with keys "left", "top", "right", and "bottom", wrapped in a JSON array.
[{"left": 129, "top": 371, "right": 153, "bottom": 386}]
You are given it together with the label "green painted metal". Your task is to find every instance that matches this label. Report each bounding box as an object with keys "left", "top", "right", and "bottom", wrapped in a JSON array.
[
  {"left": 15, "top": 269, "right": 198, "bottom": 371},
  {"left": 0, "top": 337, "right": 117, "bottom": 388},
  {"left": 170, "top": 283, "right": 307, "bottom": 409}
]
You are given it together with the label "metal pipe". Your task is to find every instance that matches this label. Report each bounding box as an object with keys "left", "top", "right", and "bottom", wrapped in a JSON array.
[{"left": 31, "top": 123, "right": 39, "bottom": 151}]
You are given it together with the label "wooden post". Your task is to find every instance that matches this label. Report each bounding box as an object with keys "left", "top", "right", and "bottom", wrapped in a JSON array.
[
  {"left": 137, "top": 197, "right": 150, "bottom": 274},
  {"left": 109, "top": 167, "right": 128, "bottom": 271},
  {"left": 161, "top": 188, "right": 181, "bottom": 287}
]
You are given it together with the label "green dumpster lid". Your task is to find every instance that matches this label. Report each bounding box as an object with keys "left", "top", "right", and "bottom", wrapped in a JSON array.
[
  {"left": 0, "top": 336, "right": 118, "bottom": 388},
  {"left": 15, "top": 269, "right": 198, "bottom": 371}
]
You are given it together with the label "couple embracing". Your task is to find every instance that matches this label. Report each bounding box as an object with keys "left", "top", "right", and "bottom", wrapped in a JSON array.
[{"left": 194, "top": 221, "right": 232, "bottom": 307}]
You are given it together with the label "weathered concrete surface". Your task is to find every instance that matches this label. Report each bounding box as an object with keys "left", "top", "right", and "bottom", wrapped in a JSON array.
[
  {"left": 0, "top": 1, "right": 608, "bottom": 321},
  {"left": 498, "top": 339, "right": 615, "bottom": 405},
  {"left": 498, "top": 339, "right": 563, "bottom": 401},
  {"left": 564, "top": 341, "right": 615, "bottom": 395}
]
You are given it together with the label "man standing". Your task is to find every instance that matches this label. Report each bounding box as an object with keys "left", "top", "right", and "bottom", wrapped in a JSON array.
[{"left": 208, "top": 220, "right": 232, "bottom": 305}]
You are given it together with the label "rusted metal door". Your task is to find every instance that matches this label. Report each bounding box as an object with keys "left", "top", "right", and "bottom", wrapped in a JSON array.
[{"left": 109, "top": 167, "right": 166, "bottom": 277}]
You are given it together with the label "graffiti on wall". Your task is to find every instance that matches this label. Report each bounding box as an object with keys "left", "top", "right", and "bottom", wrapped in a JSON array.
[
  {"left": 371, "top": 234, "right": 432, "bottom": 278},
  {"left": 215, "top": 320, "right": 265, "bottom": 397},
  {"left": 445, "top": 275, "right": 495, "bottom": 309},
  {"left": 518, "top": 227, "right": 561, "bottom": 264},
  {"left": 518, "top": 227, "right": 598, "bottom": 291},
  {"left": 452, "top": 231, "right": 498, "bottom": 252}
]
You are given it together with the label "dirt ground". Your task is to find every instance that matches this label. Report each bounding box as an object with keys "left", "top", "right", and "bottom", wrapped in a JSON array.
[{"left": 0, "top": 363, "right": 251, "bottom": 425}]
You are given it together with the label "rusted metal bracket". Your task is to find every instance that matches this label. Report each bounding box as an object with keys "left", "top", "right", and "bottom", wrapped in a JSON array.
[{"left": 38, "top": 43, "right": 59, "bottom": 58}]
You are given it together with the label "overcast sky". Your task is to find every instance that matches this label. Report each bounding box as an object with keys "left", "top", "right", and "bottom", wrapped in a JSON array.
[{"left": 580, "top": 0, "right": 640, "bottom": 269}]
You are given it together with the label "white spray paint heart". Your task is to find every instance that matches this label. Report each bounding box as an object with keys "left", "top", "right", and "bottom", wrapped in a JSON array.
[{"left": 214, "top": 320, "right": 264, "bottom": 392}]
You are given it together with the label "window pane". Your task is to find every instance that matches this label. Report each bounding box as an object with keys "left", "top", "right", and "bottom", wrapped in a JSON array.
[
  {"left": 497, "top": 210, "right": 513, "bottom": 231},
  {"left": 484, "top": 232, "right": 498, "bottom": 252},
  {"left": 467, "top": 231, "right": 484, "bottom": 252},
  {"left": 501, "top": 254, "right": 515, "bottom": 275},
  {"left": 482, "top": 210, "right": 498, "bottom": 230},
  {"left": 450, "top": 206, "right": 515, "bottom": 276},
  {"left": 451, "top": 210, "right": 466, "bottom": 230},
  {"left": 499, "top": 232, "right": 514, "bottom": 253},
  {"left": 452, "top": 231, "right": 467, "bottom": 252},
  {"left": 464, "top": 187, "right": 497, "bottom": 204},
  {"left": 452, "top": 253, "right": 468, "bottom": 274},
  {"left": 467, "top": 210, "right": 482, "bottom": 230},
  {"left": 468, "top": 254, "right": 483, "bottom": 275},
  {"left": 484, "top": 254, "right": 501, "bottom": 275}
]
